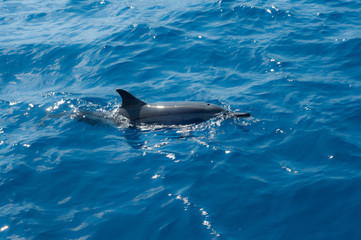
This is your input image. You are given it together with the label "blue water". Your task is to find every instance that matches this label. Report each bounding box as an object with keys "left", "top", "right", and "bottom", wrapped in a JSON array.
[{"left": 1, "top": 0, "right": 361, "bottom": 239}]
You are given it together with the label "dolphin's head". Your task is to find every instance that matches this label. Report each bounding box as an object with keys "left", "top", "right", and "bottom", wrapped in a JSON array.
[{"left": 204, "top": 103, "right": 225, "bottom": 114}]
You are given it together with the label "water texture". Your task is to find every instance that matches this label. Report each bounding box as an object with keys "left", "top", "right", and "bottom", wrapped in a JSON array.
[{"left": 1, "top": 0, "right": 361, "bottom": 239}]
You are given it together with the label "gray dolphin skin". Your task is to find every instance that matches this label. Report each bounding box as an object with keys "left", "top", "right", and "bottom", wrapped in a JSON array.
[{"left": 116, "top": 89, "right": 250, "bottom": 125}]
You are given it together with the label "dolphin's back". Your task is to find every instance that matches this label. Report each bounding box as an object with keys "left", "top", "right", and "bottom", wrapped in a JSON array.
[
  {"left": 115, "top": 89, "right": 249, "bottom": 125},
  {"left": 118, "top": 102, "right": 225, "bottom": 125}
]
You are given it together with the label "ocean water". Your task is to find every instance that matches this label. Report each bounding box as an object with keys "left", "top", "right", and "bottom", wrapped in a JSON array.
[{"left": 1, "top": 0, "right": 361, "bottom": 239}]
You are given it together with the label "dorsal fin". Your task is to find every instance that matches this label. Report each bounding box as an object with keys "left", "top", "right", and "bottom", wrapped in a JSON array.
[{"left": 116, "top": 89, "right": 146, "bottom": 108}]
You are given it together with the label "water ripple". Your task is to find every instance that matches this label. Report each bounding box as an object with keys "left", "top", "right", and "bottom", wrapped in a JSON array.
[{"left": 1, "top": 0, "right": 361, "bottom": 239}]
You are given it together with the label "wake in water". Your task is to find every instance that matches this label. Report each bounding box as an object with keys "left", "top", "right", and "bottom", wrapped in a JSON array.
[
  {"left": 39, "top": 91, "right": 252, "bottom": 131},
  {"left": 72, "top": 106, "right": 251, "bottom": 130},
  {"left": 72, "top": 108, "right": 131, "bottom": 127}
]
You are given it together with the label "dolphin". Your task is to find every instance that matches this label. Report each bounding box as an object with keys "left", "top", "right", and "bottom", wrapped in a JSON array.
[{"left": 115, "top": 89, "right": 250, "bottom": 125}]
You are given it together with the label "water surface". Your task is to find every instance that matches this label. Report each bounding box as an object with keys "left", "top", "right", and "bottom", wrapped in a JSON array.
[{"left": 1, "top": 0, "right": 361, "bottom": 239}]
